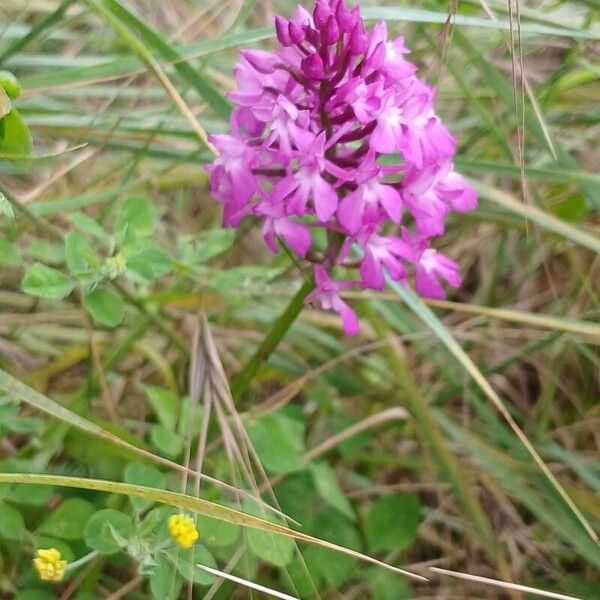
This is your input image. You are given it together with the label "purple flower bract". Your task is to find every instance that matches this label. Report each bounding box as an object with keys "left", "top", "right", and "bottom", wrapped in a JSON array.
[{"left": 206, "top": 0, "right": 477, "bottom": 334}]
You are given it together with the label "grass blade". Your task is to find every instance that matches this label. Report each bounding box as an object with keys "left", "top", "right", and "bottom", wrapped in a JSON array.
[
  {"left": 0, "top": 473, "right": 426, "bottom": 580},
  {"left": 386, "top": 282, "right": 599, "bottom": 545}
]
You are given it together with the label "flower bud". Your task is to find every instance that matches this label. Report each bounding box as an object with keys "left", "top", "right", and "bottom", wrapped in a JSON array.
[
  {"left": 242, "top": 50, "right": 278, "bottom": 74},
  {"left": 313, "top": 0, "right": 331, "bottom": 29},
  {"left": 335, "top": 0, "right": 355, "bottom": 33},
  {"left": 274, "top": 16, "right": 292, "bottom": 46},
  {"left": 302, "top": 52, "right": 325, "bottom": 80},
  {"left": 324, "top": 16, "right": 340, "bottom": 45},
  {"left": 349, "top": 22, "right": 367, "bottom": 55},
  {"left": 288, "top": 21, "right": 306, "bottom": 44}
]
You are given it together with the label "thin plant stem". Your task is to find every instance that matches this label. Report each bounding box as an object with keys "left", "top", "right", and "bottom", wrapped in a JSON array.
[{"left": 230, "top": 274, "right": 315, "bottom": 400}]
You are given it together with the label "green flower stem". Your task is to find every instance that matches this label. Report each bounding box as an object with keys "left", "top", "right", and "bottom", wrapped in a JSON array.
[
  {"left": 230, "top": 274, "right": 315, "bottom": 400},
  {"left": 231, "top": 233, "right": 344, "bottom": 400},
  {"left": 363, "top": 304, "right": 502, "bottom": 567}
]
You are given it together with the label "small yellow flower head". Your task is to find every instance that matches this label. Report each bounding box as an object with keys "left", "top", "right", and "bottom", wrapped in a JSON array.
[
  {"left": 168, "top": 513, "right": 199, "bottom": 549},
  {"left": 33, "top": 548, "right": 67, "bottom": 582}
]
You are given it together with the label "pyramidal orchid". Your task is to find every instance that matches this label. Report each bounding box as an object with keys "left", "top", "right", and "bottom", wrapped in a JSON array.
[{"left": 206, "top": 0, "right": 477, "bottom": 335}]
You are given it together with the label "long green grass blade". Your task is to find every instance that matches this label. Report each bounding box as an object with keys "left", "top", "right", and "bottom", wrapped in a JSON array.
[
  {"left": 386, "top": 282, "right": 599, "bottom": 545},
  {"left": 0, "top": 473, "right": 425, "bottom": 580}
]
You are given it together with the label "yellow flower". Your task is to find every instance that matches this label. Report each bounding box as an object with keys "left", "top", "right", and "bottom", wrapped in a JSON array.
[
  {"left": 168, "top": 514, "right": 199, "bottom": 549},
  {"left": 33, "top": 548, "right": 67, "bottom": 582}
]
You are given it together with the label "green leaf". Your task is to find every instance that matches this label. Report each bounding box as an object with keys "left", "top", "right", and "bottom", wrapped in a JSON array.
[
  {"left": 171, "top": 546, "right": 217, "bottom": 585},
  {"left": 151, "top": 554, "right": 182, "bottom": 600},
  {"left": 247, "top": 411, "right": 306, "bottom": 474},
  {"left": 38, "top": 498, "right": 96, "bottom": 540},
  {"left": 144, "top": 386, "right": 178, "bottom": 430},
  {"left": 0, "top": 71, "right": 22, "bottom": 99},
  {"left": 367, "top": 568, "right": 412, "bottom": 600},
  {"left": 64, "top": 231, "right": 91, "bottom": 274},
  {"left": 84, "top": 509, "right": 133, "bottom": 554},
  {"left": 181, "top": 229, "right": 235, "bottom": 265},
  {"left": 0, "top": 239, "right": 21, "bottom": 267},
  {"left": 150, "top": 424, "right": 183, "bottom": 458},
  {"left": 304, "top": 510, "right": 362, "bottom": 589},
  {"left": 196, "top": 513, "right": 240, "bottom": 548},
  {"left": 22, "top": 263, "right": 73, "bottom": 300},
  {"left": 70, "top": 212, "right": 110, "bottom": 242},
  {"left": 124, "top": 463, "right": 166, "bottom": 512},
  {"left": 115, "top": 196, "right": 156, "bottom": 237},
  {"left": 360, "top": 6, "right": 600, "bottom": 39},
  {"left": 5, "top": 484, "right": 53, "bottom": 506},
  {"left": 364, "top": 495, "right": 420, "bottom": 554},
  {"left": 248, "top": 525, "right": 295, "bottom": 568},
  {"left": 83, "top": 287, "right": 124, "bottom": 327},
  {"left": 0, "top": 191, "right": 14, "bottom": 218},
  {"left": 126, "top": 245, "right": 173, "bottom": 280},
  {"left": 0, "top": 109, "right": 31, "bottom": 157},
  {"left": 309, "top": 462, "right": 355, "bottom": 521},
  {"left": 24, "top": 240, "right": 64, "bottom": 264},
  {"left": 0, "top": 502, "right": 26, "bottom": 540}
]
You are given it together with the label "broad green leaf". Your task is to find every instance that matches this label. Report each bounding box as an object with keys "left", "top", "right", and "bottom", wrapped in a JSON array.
[
  {"left": 84, "top": 287, "right": 124, "bottom": 327},
  {"left": 181, "top": 229, "right": 235, "bottom": 265},
  {"left": 24, "top": 240, "right": 64, "bottom": 264},
  {"left": 248, "top": 525, "right": 295, "bottom": 567},
  {"left": 367, "top": 568, "right": 412, "bottom": 600},
  {"left": 22, "top": 263, "right": 73, "bottom": 300},
  {"left": 150, "top": 424, "right": 183, "bottom": 458},
  {"left": 0, "top": 239, "right": 20, "bottom": 267},
  {"left": 170, "top": 546, "right": 217, "bottom": 585},
  {"left": 309, "top": 462, "right": 355, "bottom": 520},
  {"left": 364, "top": 495, "right": 420, "bottom": 554},
  {"left": 144, "top": 386, "right": 178, "bottom": 430},
  {"left": 64, "top": 231, "right": 91, "bottom": 274},
  {"left": 70, "top": 212, "right": 110, "bottom": 242},
  {"left": 39, "top": 498, "right": 95, "bottom": 540},
  {"left": 0, "top": 502, "right": 26, "bottom": 540},
  {"left": 151, "top": 554, "right": 182, "bottom": 600},
  {"left": 126, "top": 245, "right": 173, "bottom": 280},
  {"left": 247, "top": 411, "right": 306, "bottom": 474},
  {"left": 84, "top": 509, "right": 133, "bottom": 554},
  {"left": 5, "top": 484, "right": 53, "bottom": 506},
  {"left": 0, "top": 109, "right": 31, "bottom": 156},
  {"left": 196, "top": 513, "right": 240, "bottom": 548},
  {"left": 124, "top": 462, "right": 166, "bottom": 512},
  {"left": 304, "top": 510, "right": 362, "bottom": 589},
  {"left": 115, "top": 196, "right": 156, "bottom": 236}
]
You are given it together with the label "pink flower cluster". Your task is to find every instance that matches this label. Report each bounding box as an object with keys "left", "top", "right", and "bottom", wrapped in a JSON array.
[{"left": 206, "top": 0, "right": 477, "bottom": 335}]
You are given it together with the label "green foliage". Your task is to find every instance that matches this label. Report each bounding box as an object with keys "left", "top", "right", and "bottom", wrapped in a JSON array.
[
  {"left": 247, "top": 411, "right": 306, "bottom": 474},
  {"left": 1, "top": 0, "right": 599, "bottom": 597},
  {"left": 364, "top": 495, "right": 421, "bottom": 554},
  {"left": 0, "top": 502, "right": 26, "bottom": 540},
  {"left": 22, "top": 263, "right": 73, "bottom": 299},
  {"left": 84, "top": 509, "right": 133, "bottom": 554},
  {"left": 39, "top": 498, "right": 96, "bottom": 540}
]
